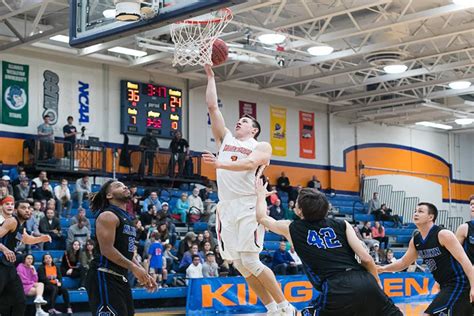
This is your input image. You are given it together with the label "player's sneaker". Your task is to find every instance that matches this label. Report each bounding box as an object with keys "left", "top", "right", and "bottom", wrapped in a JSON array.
[{"left": 278, "top": 304, "right": 297, "bottom": 316}]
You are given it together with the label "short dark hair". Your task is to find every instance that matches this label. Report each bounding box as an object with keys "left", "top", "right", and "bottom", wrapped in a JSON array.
[
  {"left": 192, "top": 254, "right": 200, "bottom": 260},
  {"left": 43, "top": 114, "right": 50, "bottom": 119},
  {"left": 15, "top": 200, "right": 30, "bottom": 209},
  {"left": 297, "top": 188, "right": 329, "bottom": 221},
  {"left": 42, "top": 179, "right": 49, "bottom": 184},
  {"left": 242, "top": 114, "right": 261, "bottom": 139},
  {"left": 67, "top": 116, "right": 73, "bottom": 120},
  {"left": 418, "top": 202, "right": 438, "bottom": 222}
]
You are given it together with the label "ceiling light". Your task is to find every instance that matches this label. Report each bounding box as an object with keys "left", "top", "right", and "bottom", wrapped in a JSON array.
[
  {"left": 108, "top": 46, "right": 147, "bottom": 57},
  {"left": 453, "top": 0, "right": 474, "bottom": 7},
  {"left": 415, "top": 121, "right": 453, "bottom": 130},
  {"left": 103, "top": 9, "right": 116, "bottom": 19},
  {"left": 307, "top": 45, "right": 334, "bottom": 56},
  {"left": 455, "top": 118, "right": 474, "bottom": 125},
  {"left": 383, "top": 64, "right": 408, "bottom": 74},
  {"left": 448, "top": 80, "right": 471, "bottom": 90},
  {"left": 49, "top": 35, "right": 69, "bottom": 43},
  {"left": 257, "top": 33, "right": 286, "bottom": 45}
]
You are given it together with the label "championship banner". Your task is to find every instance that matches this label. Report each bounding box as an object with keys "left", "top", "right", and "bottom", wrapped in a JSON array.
[
  {"left": 239, "top": 101, "right": 256, "bottom": 119},
  {"left": 186, "top": 273, "right": 438, "bottom": 315},
  {"left": 270, "top": 106, "right": 286, "bottom": 156},
  {"left": 299, "top": 111, "right": 315, "bottom": 159},
  {"left": 1, "top": 61, "right": 29, "bottom": 126}
]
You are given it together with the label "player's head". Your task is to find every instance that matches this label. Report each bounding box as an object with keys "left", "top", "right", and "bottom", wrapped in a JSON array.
[
  {"left": 1, "top": 195, "right": 15, "bottom": 216},
  {"left": 235, "top": 114, "right": 260, "bottom": 139},
  {"left": 15, "top": 200, "right": 32, "bottom": 221},
  {"left": 470, "top": 195, "right": 474, "bottom": 218},
  {"left": 90, "top": 180, "right": 130, "bottom": 212},
  {"left": 414, "top": 202, "right": 438, "bottom": 224},
  {"left": 295, "top": 188, "right": 329, "bottom": 221}
]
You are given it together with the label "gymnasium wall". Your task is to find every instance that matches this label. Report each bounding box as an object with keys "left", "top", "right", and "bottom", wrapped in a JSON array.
[{"left": 0, "top": 51, "right": 473, "bottom": 215}]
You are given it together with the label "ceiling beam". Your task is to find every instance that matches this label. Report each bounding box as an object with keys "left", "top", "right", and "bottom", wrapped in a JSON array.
[{"left": 0, "top": 26, "right": 68, "bottom": 51}]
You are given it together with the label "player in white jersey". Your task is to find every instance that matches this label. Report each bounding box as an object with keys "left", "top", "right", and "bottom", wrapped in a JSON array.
[{"left": 202, "top": 65, "right": 296, "bottom": 316}]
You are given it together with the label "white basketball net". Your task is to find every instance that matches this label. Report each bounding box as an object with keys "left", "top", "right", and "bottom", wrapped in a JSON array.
[{"left": 170, "top": 8, "right": 232, "bottom": 67}]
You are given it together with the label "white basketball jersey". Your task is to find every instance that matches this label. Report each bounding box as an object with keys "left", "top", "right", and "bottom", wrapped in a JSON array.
[{"left": 217, "top": 131, "right": 259, "bottom": 201}]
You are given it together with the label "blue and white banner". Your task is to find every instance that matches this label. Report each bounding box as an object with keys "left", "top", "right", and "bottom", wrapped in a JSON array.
[{"left": 186, "top": 273, "right": 438, "bottom": 315}]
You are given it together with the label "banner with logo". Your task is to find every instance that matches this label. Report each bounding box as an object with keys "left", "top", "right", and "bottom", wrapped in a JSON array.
[
  {"left": 239, "top": 101, "right": 256, "bottom": 119},
  {"left": 1, "top": 61, "right": 29, "bottom": 126},
  {"left": 299, "top": 111, "right": 315, "bottom": 159},
  {"left": 42, "top": 70, "right": 59, "bottom": 125},
  {"left": 186, "top": 273, "right": 437, "bottom": 315},
  {"left": 270, "top": 106, "right": 286, "bottom": 156}
]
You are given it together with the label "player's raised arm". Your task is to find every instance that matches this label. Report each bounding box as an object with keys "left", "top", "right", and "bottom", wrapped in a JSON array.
[
  {"left": 378, "top": 238, "right": 418, "bottom": 273},
  {"left": 205, "top": 64, "right": 227, "bottom": 147},
  {"left": 255, "top": 176, "right": 292, "bottom": 242},
  {"left": 203, "top": 141, "right": 272, "bottom": 171}
]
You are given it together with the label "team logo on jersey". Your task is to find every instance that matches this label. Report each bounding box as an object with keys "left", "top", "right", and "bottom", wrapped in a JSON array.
[
  {"left": 97, "top": 305, "right": 116, "bottom": 316},
  {"left": 231, "top": 155, "right": 238, "bottom": 161}
]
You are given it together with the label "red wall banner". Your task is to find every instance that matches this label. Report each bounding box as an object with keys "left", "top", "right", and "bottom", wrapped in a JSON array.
[
  {"left": 239, "top": 101, "right": 257, "bottom": 119},
  {"left": 299, "top": 111, "right": 315, "bottom": 159}
]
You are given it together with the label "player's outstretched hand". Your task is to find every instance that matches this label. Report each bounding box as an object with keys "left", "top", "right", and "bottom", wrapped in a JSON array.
[
  {"left": 202, "top": 151, "right": 219, "bottom": 168},
  {"left": 204, "top": 64, "right": 214, "bottom": 78},
  {"left": 255, "top": 177, "right": 266, "bottom": 197},
  {"left": 376, "top": 265, "right": 385, "bottom": 274},
  {"left": 145, "top": 273, "right": 158, "bottom": 293}
]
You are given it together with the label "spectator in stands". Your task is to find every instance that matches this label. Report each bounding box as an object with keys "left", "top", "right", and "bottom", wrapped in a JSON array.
[
  {"left": 80, "top": 239, "right": 95, "bottom": 272},
  {"left": 33, "top": 180, "right": 54, "bottom": 202},
  {"left": 147, "top": 233, "right": 167, "bottom": 288},
  {"left": 141, "top": 204, "right": 158, "bottom": 229},
  {"left": 174, "top": 192, "right": 189, "bottom": 223},
  {"left": 67, "top": 218, "right": 90, "bottom": 248},
  {"left": 134, "top": 219, "right": 147, "bottom": 256},
  {"left": 360, "top": 221, "right": 379, "bottom": 249},
  {"left": 188, "top": 187, "right": 204, "bottom": 218},
  {"left": 199, "top": 241, "right": 213, "bottom": 258},
  {"left": 142, "top": 191, "right": 162, "bottom": 214},
  {"left": 199, "top": 183, "right": 214, "bottom": 202},
  {"left": 202, "top": 252, "right": 219, "bottom": 278},
  {"left": 367, "top": 192, "right": 382, "bottom": 215},
  {"left": 178, "top": 231, "right": 197, "bottom": 259},
  {"left": 61, "top": 240, "right": 86, "bottom": 290},
  {"left": 14, "top": 176, "right": 33, "bottom": 202},
  {"left": 39, "top": 208, "right": 63, "bottom": 250},
  {"left": 272, "top": 242, "right": 297, "bottom": 275},
  {"left": 62, "top": 116, "right": 78, "bottom": 158},
  {"left": 277, "top": 172, "right": 291, "bottom": 193},
  {"left": 168, "top": 131, "right": 189, "bottom": 177},
  {"left": 27, "top": 200, "right": 45, "bottom": 239},
  {"left": 370, "top": 243, "right": 385, "bottom": 264},
  {"left": 266, "top": 185, "right": 280, "bottom": 206},
  {"left": 73, "top": 176, "right": 91, "bottom": 208},
  {"left": 269, "top": 199, "right": 287, "bottom": 221},
  {"left": 179, "top": 244, "right": 204, "bottom": 273},
  {"left": 156, "top": 222, "right": 170, "bottom": 243},
  {"left": 0, "top": 184, "right": 8, "bottom": 201},
  {"left": 307, "top": 175, "right": 321, "bottom": 190},
  {"left": 156, "top": 201, "right": 171, "bottom": 223},
  {"left": 382, "top": 249, "right": 397, "bottom": 265},
  {"left": 202, "top": 230, "right": 217, "bottom": 249},
  {"left": 186, "top": 255, "right": 203, "bottom": 284},
  {"left": 371, "top": 221, "right": 389, "bottom": 249},
  {"left": 8, "top": 161, "right": 24, "bottom": 183},
  {"left": 285, "top": 200, "right": 297, "bottom": 220},
  {"left": 38, "top": 254, "right": 73, "bottom": 315},
  {"left": 32, "top": 171, "right": 51, "bottom": 191},
  {"left": 70, "top": 207, "right": 91, "bottom": 230},
  {"left": 164, "top": 243, "right": 179, "bottom": 273},
  {"left": 380, "top": 204, "right": 403, "bottom": 228},
  {"left": 289, "top": 184, "right": 302, "bottom": 203},
  {"left": 213, "top": 245, "right": 230, "bottom": 276},
  {"left": 125, "top": 184, "right": 141, "bottom": 218},
  {"left": 1, "top": 175, "right": 13, "bottom": 195},
  {"left": 37, "top": 114, "right": 55, "bottom": 160},
  {"left": 12, "top": 169, "right": 27, "bottom": 187},
  {"left": 54, "top": 178, "right": 72, "bottom": 218},
  {"left": 288, "top": 245, "right": 303, "bottom": 274},
  {"left": 139, "top": 129, "right": 159, "bottom": 176},
  {"left": 16, "top": 254, "right": 49, "bottom": 316}
]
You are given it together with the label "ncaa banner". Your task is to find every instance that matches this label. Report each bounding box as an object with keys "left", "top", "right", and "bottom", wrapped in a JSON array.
[
  {"left": 270, "top": 106, "right": 287, "bottom": 156},
  {"left": 1, "top": 61, "right": 29, "bottom": 126},
  {"left": 186, "top": 273, "right": 438, "bottom": 315},
  {"left": 239, "top": 101, "right": 256, "bottom": 119},
  {"left": 299, "top": 111, "right": 315, "bottom": 159}
]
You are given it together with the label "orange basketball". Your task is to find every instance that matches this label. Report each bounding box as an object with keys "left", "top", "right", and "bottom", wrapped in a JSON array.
[{"left": 211, "top": 39, "right": 229, "bottom": 66}]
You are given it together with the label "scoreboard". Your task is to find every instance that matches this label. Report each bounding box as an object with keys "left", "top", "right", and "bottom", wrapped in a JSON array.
[{"left": 120, "top": 80, "right": 183, "bottom": 138}]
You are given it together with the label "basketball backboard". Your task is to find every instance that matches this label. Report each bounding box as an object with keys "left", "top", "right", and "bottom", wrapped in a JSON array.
[{"left": 69, "top": 0, "right": 244, "bottom": 48}]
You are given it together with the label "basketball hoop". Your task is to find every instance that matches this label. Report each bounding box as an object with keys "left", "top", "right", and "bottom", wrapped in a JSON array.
[{"left": 170, "top": 8, "right": 232, "bottom": 67}]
